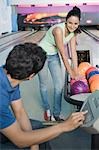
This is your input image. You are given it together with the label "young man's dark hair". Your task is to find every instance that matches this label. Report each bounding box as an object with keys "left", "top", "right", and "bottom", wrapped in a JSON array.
[{"left": 5, "top": 43, "right": 46, "bottom": 80}]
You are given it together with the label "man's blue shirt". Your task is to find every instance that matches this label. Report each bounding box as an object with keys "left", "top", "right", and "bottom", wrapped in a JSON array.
[{"left": 0, "top": 66, "right": 21, "bottom": 129}]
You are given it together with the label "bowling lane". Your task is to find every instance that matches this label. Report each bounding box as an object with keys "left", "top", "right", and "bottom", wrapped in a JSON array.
[
  {"left": 0, "top": 31, "right": 32, "bottom": 46},
  {"left": 0, "top": 30, "right": 46, "bottom": 66},
  {"left": 87, "top": 29, "right": 99, "bottom": 37},
  {"left": 24, "top": 30, "right": 46, "bottom": 43},
  {"left": 0, "top": 31, "right": 34, "bottom": 52},
  {"left": 0, "top": 30, "right": 46, "bottom": 53}
]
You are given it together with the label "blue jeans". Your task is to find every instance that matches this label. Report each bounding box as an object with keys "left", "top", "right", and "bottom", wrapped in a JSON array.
[{"left": 38, "top": 54, "right": 64, "bottom": 117}]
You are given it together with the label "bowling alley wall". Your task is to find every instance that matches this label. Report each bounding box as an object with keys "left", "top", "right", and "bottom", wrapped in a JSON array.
[
  {"left": 0, "top": 0, "right": 12, "bottom": 35},
  {"left": 0, "top": 1, "right": 99, "bottom": 33}
]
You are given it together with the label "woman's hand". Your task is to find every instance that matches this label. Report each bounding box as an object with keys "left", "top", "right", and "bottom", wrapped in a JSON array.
[
  {"left": 70, "top": 69, "right": 78, "bottom": 80},
  {"left": 70, "top": 69, "right": 84, "bottom": 80}
]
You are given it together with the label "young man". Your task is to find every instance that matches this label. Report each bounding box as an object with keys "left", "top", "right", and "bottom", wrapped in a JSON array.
[{"left": 0, "top": 43, "right": 87, "bottom": 150}]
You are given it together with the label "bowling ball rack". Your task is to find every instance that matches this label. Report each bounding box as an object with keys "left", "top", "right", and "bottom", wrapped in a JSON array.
[{"left": 64, "top": 71, "right": 92, "bottom": 114}]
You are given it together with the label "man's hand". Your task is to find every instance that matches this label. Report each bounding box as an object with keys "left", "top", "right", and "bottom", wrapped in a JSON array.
[
  {"left": 31, "top": 145, "right": 39, "bottom": 150},
  {"left": 61, "top": 111, "right": 88, "bottom": 132}
]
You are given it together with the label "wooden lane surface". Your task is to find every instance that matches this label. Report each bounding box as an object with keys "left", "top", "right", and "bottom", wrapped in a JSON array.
[
  {"left": 87, "top": 29, "right": 99, "bottom": 38},
  {"left": 24, "top": 31, "right": 46, "bottom": 43},
  {"left": 0, "top": 31, "right": 46, "bottom": 52},
  {"left": 0, "top": 31, "right": 32, "bottom": 46}
]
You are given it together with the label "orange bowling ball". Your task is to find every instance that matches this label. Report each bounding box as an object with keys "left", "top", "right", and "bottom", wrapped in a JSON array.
[
  {"left": 89, "top": 75, "right": 99, "bottom": 84},
  {"left": 78, "top": 62, "right": 91, "bottom": 76},
  {"left": 90, "top": 79, "right": 99, "bottom": 92}
]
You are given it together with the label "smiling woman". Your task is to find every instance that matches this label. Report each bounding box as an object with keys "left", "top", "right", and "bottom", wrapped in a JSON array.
[{"left": 38, "top": 6, "right": 83, "bottom": 122}]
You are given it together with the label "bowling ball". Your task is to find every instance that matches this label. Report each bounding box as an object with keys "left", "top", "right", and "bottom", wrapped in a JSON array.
[
  {"left": 78, "top": 62, "right": 91, "bottom": 76},
  {"left": 71, "top": 80, "right": 89, "bottom": 95},
  {"left": 90, "top": 79, "right": 99, "bottom": 92},
  {"left": 89, "top": 75, "right": 99, "bottom": 84}
]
